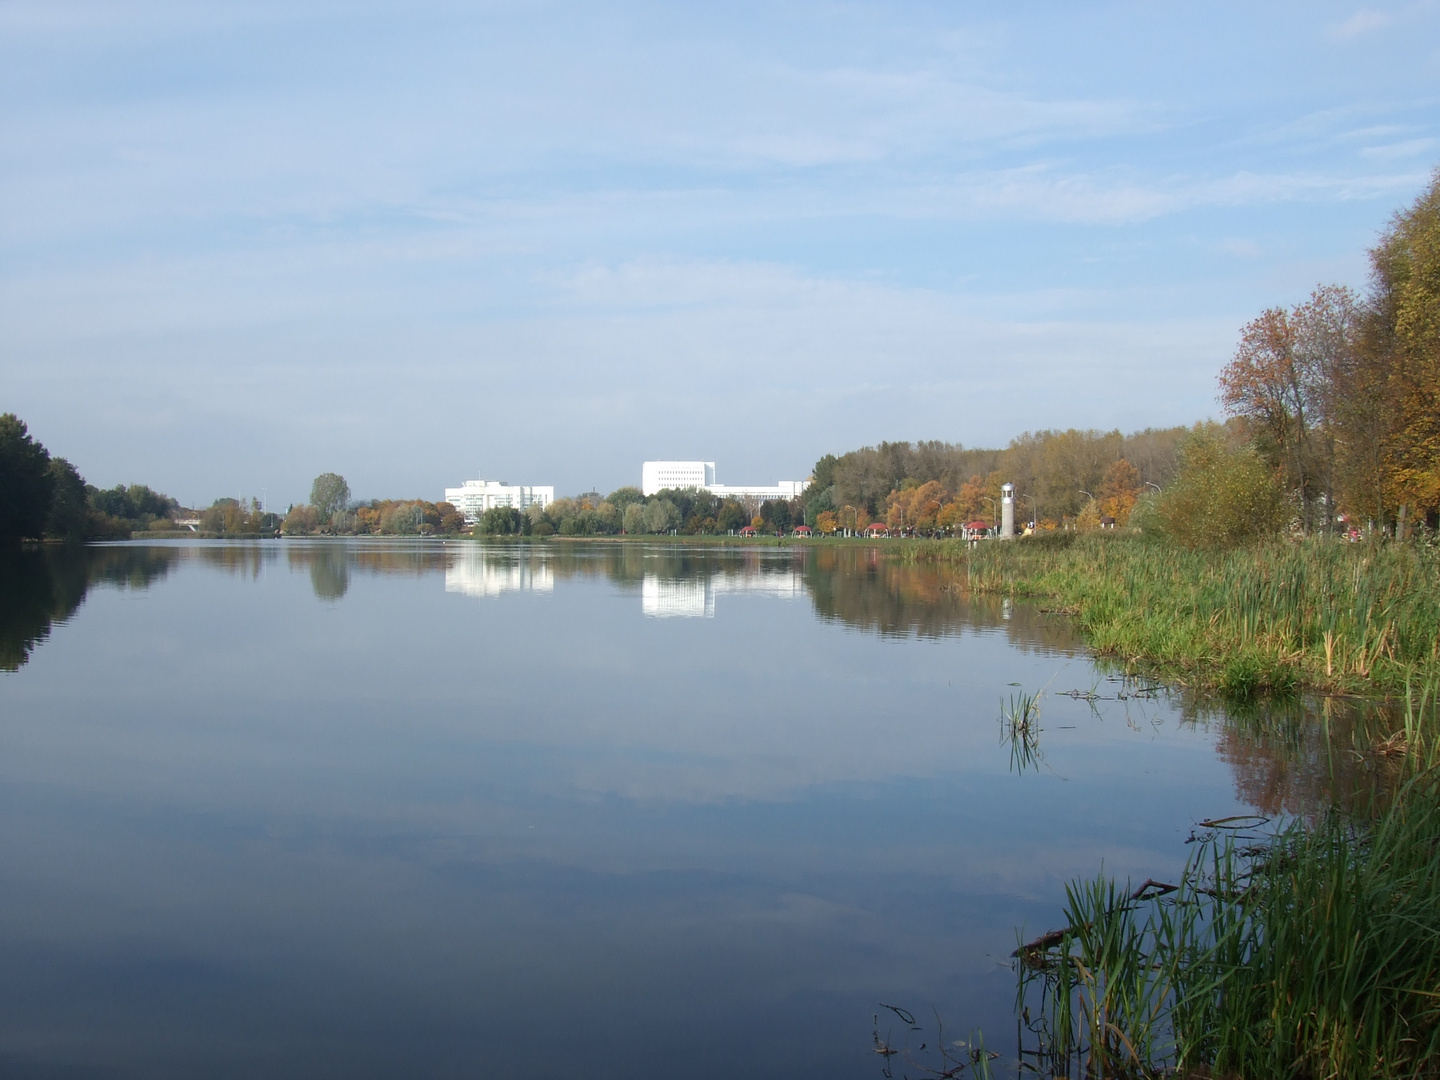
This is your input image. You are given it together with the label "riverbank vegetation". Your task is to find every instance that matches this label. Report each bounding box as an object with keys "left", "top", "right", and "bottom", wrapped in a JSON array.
[
  {"left": 917, "top": 532, "right": 1440, "bottom": 697},
  {"left": 1017, "top": 683, "right": 1440, "bottom": 1080}
]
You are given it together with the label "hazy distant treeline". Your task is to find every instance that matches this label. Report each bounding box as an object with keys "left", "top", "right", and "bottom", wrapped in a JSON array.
[{"left": 803, "top": 427, "right": 1188, "bottom": 533}]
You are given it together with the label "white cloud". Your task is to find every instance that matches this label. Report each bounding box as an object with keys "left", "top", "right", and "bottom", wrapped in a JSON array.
[
  {"left": 1329, "top": 9, "right": 1392, "bottom": 39},
  {"left": 1359, "top": 137, "right": 1438, "bottom": 160}
]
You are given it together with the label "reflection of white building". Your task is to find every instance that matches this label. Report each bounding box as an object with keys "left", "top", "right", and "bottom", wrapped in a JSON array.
[
  {"left": 642, "top": 576, "right": 713, "bottom": 618},
  {"left": 640, "top": 566, "right": 805, "bottom": 618},
  {"left": 444, "top": 478, "right": 555, "bottom": 524},
  {"left": 445, "top": 549, "right": 554, "bottom": 598},
  {"left": 641, "top": 461, "right": 806, "bottom": 501}
]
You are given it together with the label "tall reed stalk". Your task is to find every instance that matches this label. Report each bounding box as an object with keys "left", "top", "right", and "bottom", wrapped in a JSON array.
[
  {"left": 1017, "top": 680, "right": 1440, "bottom": 1079},
  {"left": 912, "top": 534, "right": 1440, "bottom": 698}
]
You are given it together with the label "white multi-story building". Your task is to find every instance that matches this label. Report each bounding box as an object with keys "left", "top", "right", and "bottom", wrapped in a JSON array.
[
  {"left": 641, "top": 461, "right": 806, "bottom": 502},
  {"left": 642, "top": 461, "right": 715, "bottom": 494},
  {"left": 444, "top": 478, "right": 554, "bottom": 524}
]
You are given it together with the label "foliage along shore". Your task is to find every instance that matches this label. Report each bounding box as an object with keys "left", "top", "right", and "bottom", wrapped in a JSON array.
[
  {"left": 1017, "top": 682, "right": 1440, "bottom": 1080},
  {"left": 909, "top": 531, "right": 1440, "bottom": 699}
]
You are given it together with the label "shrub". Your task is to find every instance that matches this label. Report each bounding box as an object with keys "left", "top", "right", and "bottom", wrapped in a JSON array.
[{"left": 1157, "top": 425, "right": 1288, "bottom": 549}]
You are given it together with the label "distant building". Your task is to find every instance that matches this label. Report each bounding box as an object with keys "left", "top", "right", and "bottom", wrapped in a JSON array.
[
  {"left": 444, "top": 478, "right": 554, "bottom": 524},
  {"left": 642, "top": 461, "right": 715, "bottom": 494},
  {"left": 641, "top": 460, "right": 807, "bottom": 502}
]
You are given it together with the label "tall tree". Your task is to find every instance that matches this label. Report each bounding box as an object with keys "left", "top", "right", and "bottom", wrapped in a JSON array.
[
  {"left": 1219, "top": 308, "right": 1314, "bottom": 528},
  {"left": 1368, "top": 168, "right": 1440, "bottom": 528},
  {"left": 310, "top": 473, "right": 351, "bottom": 522},
  {"left": 0, "top": 414, "right": 54, "bottom": 542},
  {"left": 45, "top": 458, "right": 90, "bottom": 543},
  {"left": 1292, "top": 285, "right": 1363, "bottom": 532}
]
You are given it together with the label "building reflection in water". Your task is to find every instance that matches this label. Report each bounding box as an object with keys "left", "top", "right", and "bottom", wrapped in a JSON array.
[
  {"left": 444, "top": 548, "right": 554, "bottom": 599},
  {"left": 640, "top": 566, "right": 804, "bottom": 618}
]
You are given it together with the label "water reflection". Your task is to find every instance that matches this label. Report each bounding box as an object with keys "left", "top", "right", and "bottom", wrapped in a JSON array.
[
  {"left": 0, "top": 537, "right": 1419, "bottom": 1078},
  {"left": 1, "top": 539, "right": 1418, "bottom": 823},
  {"left": 0, "top": 546, "right": 178, "bottom": 671},
  {"left": 273, "top": 541, "right": 1082, "bottom": 653},
  {"left": 1179, "top": 691, "right": 1412, "bottom": 818},
  {"left": 446, "top": 547, "right": 554, "bottom": 598}
]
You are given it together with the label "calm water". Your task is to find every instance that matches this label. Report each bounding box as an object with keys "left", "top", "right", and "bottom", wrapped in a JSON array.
[{"left": 0, "top": 540, "right": 1316, "bottom": 1078}]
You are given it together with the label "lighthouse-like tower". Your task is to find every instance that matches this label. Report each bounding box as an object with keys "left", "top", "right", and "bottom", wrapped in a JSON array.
[{"left": 1000, "top": 482, "right": 1015, "bottom": 539}]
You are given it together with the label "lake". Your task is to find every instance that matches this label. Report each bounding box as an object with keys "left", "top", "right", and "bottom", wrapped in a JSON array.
[{"left": 0, "top": 540, "right": 1321, "bottom": 1078}]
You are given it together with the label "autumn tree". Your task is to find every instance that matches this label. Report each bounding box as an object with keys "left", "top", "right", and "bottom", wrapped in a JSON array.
[
  {"left": 1218, "top": 307, "right": 1317, "bottom": 527},
  {"left": 1099, "top": 458, "right": 1141, "bottom": 524},
  {"left": 1368, "top": 168, "right": 1440, "bottom": 529}
]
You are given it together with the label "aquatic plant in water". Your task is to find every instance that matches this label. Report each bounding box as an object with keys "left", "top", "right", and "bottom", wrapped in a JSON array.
[{"left": 1013, "top": 680, "right": 1440, "bottom": 1079}]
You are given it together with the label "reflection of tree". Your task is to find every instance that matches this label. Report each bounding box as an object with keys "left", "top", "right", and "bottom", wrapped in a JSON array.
[
  {"left": 803, "top": 545, "right": 1082, "bottom": 650},
  {"left": 308, "top": 548, "right": 349, "bottom": 600},
  {"left": 196, "top": 544, "right": 276, "bottom": 578},
  {"left": 1177, "top": 692, "right": 1403, "bottom": 818},
  {"left": 0, "top": 546, "right": 178, "bottom": 671}
]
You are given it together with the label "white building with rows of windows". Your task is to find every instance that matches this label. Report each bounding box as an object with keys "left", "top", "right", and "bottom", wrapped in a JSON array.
[
  {"left": 443, "top": 478, "right": 554, "bottom": 524},
  {"left": 641, "top": 461, "right": 807, "bottom": 502}
]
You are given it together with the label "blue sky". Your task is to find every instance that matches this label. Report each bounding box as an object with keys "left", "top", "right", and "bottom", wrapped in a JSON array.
[{"left": 2, "top": 1, "right": 1437, "bottom": 506}]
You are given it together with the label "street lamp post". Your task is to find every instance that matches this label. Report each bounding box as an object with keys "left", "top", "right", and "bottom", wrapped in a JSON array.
[{"left": 983, "top": 496, "right": 998, "bottom": 534}]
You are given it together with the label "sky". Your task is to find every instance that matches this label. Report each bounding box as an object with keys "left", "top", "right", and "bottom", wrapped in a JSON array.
[{"left": 2, "top": 1, "right": 1438, "bottom": 506}]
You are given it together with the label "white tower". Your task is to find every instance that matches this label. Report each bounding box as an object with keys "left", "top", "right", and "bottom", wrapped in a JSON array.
[{"left": 1001, "top": 482, "right": 1015, "bottom": 539}]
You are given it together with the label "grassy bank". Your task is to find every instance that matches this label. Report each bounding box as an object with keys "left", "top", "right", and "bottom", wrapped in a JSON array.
[
  {"left": 1017, "top": 682, "right": 1440, "bottom": 1080},
  {"left": 911, "top": 533, "right": 1440, "bottom": 698}
]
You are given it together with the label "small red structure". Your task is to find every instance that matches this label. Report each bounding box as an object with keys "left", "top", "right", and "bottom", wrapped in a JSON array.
[
  {"left": 738, "top": 526, "right": 758, "bottom": 537},
  {"left": 793, "top": 525, "right": 812, "bottom": 536},
  {"left": 964, "top": 520, "right": 990, "bottom": 532},
  {"left": 864, "top": 522, "right": 890, "bottom": 537}
]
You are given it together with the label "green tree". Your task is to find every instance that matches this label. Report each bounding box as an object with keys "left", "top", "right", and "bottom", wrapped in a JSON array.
[
  {"left": 45, "top": 458, "right": 91, "bottom": 543},
  {"left": 642, "top": 498, "right": 679, "bottom": 534},
  {"left": 622, "top": 502, "right": 645, "bottom": 534},
  {"left": 477, "top": 506, "right": 526, "bottom": 535},
  {"left": 606, "top": 486, "right": 645, "bottom": 509},
  {"left": 1156, "top": 425, "right": 1288, "bottom": 549},
  {"left": 716, "top": 500, "right": 747, "bottom": 533},
  {"left": 0, "top": 414, "right": 54, "bottom": 542},
  {"left": 310, "top": 472, "right": 351, "bottom": 523}
]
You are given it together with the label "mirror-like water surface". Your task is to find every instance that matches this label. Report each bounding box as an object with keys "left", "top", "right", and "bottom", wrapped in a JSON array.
[{"left": 0, "top": 540, "right": 1331, "bottom": 1078}]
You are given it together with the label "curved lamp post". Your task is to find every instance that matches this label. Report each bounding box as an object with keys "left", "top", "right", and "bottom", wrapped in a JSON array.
[{"left": 983, "top": 496, "right": 998, "bottom": 533}]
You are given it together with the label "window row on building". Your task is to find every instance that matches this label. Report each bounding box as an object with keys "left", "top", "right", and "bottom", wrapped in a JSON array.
[{"left": 640, "top": 461, "right": 806, "bottom": 501}]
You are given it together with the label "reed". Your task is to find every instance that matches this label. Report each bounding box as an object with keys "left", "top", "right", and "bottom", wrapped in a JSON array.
[
  {"left": 912, "top": 534, "right": 1440, "bottom": 698},
  {"left": 1001, "top": 691, "right": 1044, "bottom": 774},
  {"left": 1016, "top": 681, "right": 1440, "bottom": 1079}
]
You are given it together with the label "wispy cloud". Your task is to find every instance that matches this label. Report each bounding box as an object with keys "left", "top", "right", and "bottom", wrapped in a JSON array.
[
  {"left": 1329, "top": 9, "right": 1392, "bottom": 40},
  {"left": 1359, "top": 137, "right": 1437, "bottom": 160}
]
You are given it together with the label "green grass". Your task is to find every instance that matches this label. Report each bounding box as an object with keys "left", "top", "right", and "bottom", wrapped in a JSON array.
[
  {"left": 1016, "top": 680, "right": 1440, "bottom": 1080},
  {"left": 910, "top": 533, "right": 1440, "bottom": 698}
]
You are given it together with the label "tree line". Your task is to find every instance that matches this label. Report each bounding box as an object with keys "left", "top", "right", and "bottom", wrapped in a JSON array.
[
  {"left": 802, "top": 428, "right": 1188, "bottom": 536},
  {"left": 0, "top": 414, "right": 179, "bottom": 542},
  {"left": 1218, "top": 168, "right": 1440, "bottom": 536}
]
